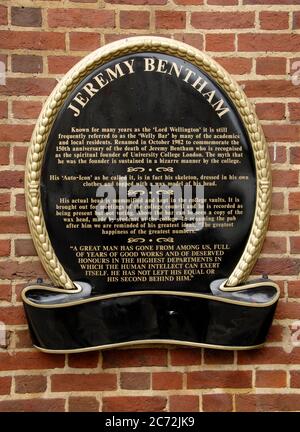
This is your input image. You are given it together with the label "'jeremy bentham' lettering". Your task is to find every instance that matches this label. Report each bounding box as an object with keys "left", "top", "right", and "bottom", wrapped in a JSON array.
[{"left": 68, "top": 57, "right": 230, "bottom": 119}]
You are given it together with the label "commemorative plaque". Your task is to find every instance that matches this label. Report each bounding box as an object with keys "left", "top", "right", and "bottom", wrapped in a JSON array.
[{"left": 23, "top": 37, "right": 279, "bottom": 353}]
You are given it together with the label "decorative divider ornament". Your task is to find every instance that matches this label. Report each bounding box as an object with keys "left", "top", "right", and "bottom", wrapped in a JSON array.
[{"left": 23, "top": 37, "right": 279, "bottom": 353}]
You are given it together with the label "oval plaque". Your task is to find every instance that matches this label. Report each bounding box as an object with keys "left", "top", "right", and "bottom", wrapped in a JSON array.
[{"left": 23, "top": 37, "right": 279, "bottom": 353}]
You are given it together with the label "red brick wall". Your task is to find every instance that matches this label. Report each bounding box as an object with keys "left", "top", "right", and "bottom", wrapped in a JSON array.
[{"left": 0, "top": 0, "right": 300, "bottom": 412}]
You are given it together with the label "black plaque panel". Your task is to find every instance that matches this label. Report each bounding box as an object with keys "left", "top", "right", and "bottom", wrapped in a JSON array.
[
  {"left": 41, "top": 53, "right": 256, "bottom": 296},
  {"left": 23, "top": 39, "right": 279, "bottom": 352}
]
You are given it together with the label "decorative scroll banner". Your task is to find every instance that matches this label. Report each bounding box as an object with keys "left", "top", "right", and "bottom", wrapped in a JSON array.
[
  {"left": 23, "top": 279, "right": 278, "bottom": 353},
  {"left": 23, "top": 37, "right": 279, "bottom": 353}
]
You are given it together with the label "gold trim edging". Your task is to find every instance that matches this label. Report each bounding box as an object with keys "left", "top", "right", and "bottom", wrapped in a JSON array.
[
  {"left": 25, "top": 36, "right": 272, "bottom": 290},
  {"left": 22, "top": 280, "right": 280, "bottom": 309},
  {"left": 34, "top": 340, "right": 265, "bottom": 354}
]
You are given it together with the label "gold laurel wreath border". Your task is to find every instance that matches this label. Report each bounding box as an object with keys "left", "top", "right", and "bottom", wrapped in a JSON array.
[{"left": 25, "top": 36, "right": 272, "bottom": 290}]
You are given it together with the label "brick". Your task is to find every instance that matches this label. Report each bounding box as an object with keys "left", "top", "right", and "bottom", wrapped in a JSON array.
[
  {"left": 174, "top": 0, "right": 203, "bottom": 4},
  {"left": 13, "top": 146, "right": 28, "bottom": 165},
  {"left": 256, "top": 58, "right": 286, "bottom": 75},
  {"left": 216, "top": 57, "right": 252, "bottom": 75},
  {"left": 291, "top": 147, "right": 300, "bottom": 164},
  {"left": 208, "top": 0, "right": 238, "bottom": 3},
  {"left": 11, "top": 55, "right": 43, "bottom": 74},
  {"left": 48, "top": 9, "right": 115, "bottom": 28},
  {"left": 290, "top": 237, "right": 300, "bottom": 254},
  {"left": 289, "top": 103, "right": 300, "bottom": 121},
  {"left": 289, "top": 192, "right": 300, "bottom": 210},
  {"left": 256, "top": 370, "right": 286, "bottom": 388},
  {"left": 256, "top": 103, "right": 285, "bottom": 121},
  {"left": 0, "top": 352, "right": 65, "bottom": 371},
  {"left": 105, "top": 0, "right": 167, "bottom": 3},
  {"left": 15, "top": 239, "right": 37, "bottom": 257},
  {"left": 0, "top": 399, "right": 65, "bottom": 412},
  {"left": 120, "top": 11, "right": 149, "bottom": 29},
  {"left": 290, "top": 371, "right": 300, "bottom": 387},
  {"left": 102, "top": 396, "right": 167, "bottom": 412},
  {"left": 0, "top": 377, "right": 11, "bottom": 395},
  {"left": 69, "top": 397, "right": 99, "bottom": 412},
  {"left": 0, "top": 31, "right": 65, "bottom": 50},
  {"left": 68, "top": 351, "right": 99, "bottom": 368},
  {"left": 293, "top": 12, "right": 300, "bottom": 29},
  {"left": 253, "top": 257, "right": 300, "bottom": 275},
  {"left": 0, "top": 284, "right": 11, "bottom": 302},
  {"left": 0, "top": 78, "right": 56, "bottom": 97},
  {"left": 0, "top": 146, "right": 9, "bottom": 165},
  {"left": 155, "top": 11, "right": 186, "bottom": 29},
  {"left": 0, "top": 101, "right": 8, "bottom": 119},
  {"left": 202, "top": 394, "right": 233, "bottom": 412},
  {"left": 203, "top": 349, "right": 234, "bottom": 364},
  {"left": 0, "top": 306, "right": 26, "bottom": 325},
  {"left": 239, "top": 34, "right": 300, "bottom": 52},
  {"left": 0, "top": 125, "right": 33, "bottom": 142},
  {"left": 15, "top": 375, "right": 47, "bottom": 394},
  {"left": 104, "top": 33, "right": 137, "bottom": 45},
  {"left": 192, "top": 12, "right": 254, "bottom": 29},
  {"left": 0, "top": 193, "right": 10, "bottom": 211},
  {"left": 261, "top": 237, "right": 286, "bottom": 254},
  {"left": 170, "top": 348, "right": 202, "bottom": 366},
  {"left": 14, "top": 283, "right": 28, "bottom": 303},
  {"left": 120, "top": 372, "right": 150, "bottom": 390},
  {"left": 0, "top": 54, "right": 7, "bottom": 69},
  {"left": 11, "top": 7, "right": 42, "bottom": 27},
  {"left": 271, "top": 192, "right": 284, "bottom": 211},
  {"left": 12, "top": 101, "right": 42, "bottom": 120},
  {"left": 15, "top": 329, "right": 33, "bottom": 349},
  {"left": 260, "top": 12, "right": 289, "bottom": 30},
  {"left": 272, "top": 170, "right": 298, "bottom": 187},
  {"left": 270, "top": 150, "right": 289, "bottom": 168},
  {"left": 102, "top": 348, "right": 167, "bottom": 368},
  {"left": 52, "top": 373, "right": 116, "bottom": 391},
  {"left": 16, "top": 194, "right": 25, "bottom": 211},
  {"left": 0, "top": 260, "right": 48, "bottom": 280},
  {"left": 272, "top": 280, "right": 285, "bottom": 298},
  {"left": 288, "top": 280, "right": 300, "bottom": 297},
  {"left": 48, "top": 55, "right": 79, "bottom": 74},
  {"left": 152, "top": 372, "right": 183, "bottom": 390},
  {"left": 275, "top": 300, "right": 300, "bottom": 320},
  {"left": 0, "top": 5, "right": 7, "bottom": 25},
  {"left": 244, "top": 0, "right": 299, "bottom": 3},
  {"left": 238, "top": 347, "right": 300, "bottom": 364},
  {"left": 0, "top": 239, "right": 10, "bottom": 257},
  {"left": 187, "top": 371, "right": 252, "bottom": 389},
  {"left": 206, "top": 34, "right": 235, "bottom": 52},
  {"left": 169, "top": 395, "right": 199, "bottom": 412},
  {"left": 69, "top": 33, "right": 99, "bottom": 52},
  {"left": 242, "top": 80, "right": 300, "bottom": 98},
  {"left": 174, "top": 33, "right": 204, "bottom": 50},
  {"left": 269, "top": 215, "right": 299, "bottom": 231},
  {"left": 265, "top": 125, "right": 300, "bottom": 142},
  {"left": 0, "top": 172, "right": 24, "bottom": 189},
  {"left": 236, "top": 394, "right": 300, "bottom": 412},
  {"left": 267, "top": 324, "right": 283, "bottom": 342}
]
